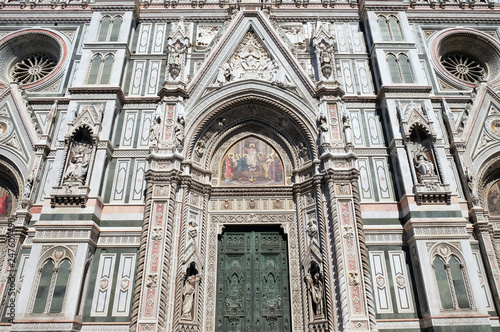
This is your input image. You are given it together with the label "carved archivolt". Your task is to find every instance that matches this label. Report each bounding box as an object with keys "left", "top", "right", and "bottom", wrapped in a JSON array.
[
  {"left": 186, "top": 96, "right": 318, "bottom": 165},
  {"left": 188, "top": 101, "right": 315, "bottom": 179}
]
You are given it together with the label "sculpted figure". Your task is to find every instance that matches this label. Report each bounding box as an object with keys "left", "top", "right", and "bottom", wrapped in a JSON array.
[
  {"left": 174, "top": 116, "right": 185, "bottom": 148},
  {"left": 64, "top": 143, "right": 92, "bottom": 185},
  {"left": 306, "top": 273, "right": 324, "bottom": 317},
  {"left": 149, "top": 117, "right": 161, "bottom": 147},
  {"left": 318, "top": 114, "right": 329, "bottom": 146},
  {"left": 414, "top": 152, "right": 435, "bottom": 177},
  {"left": 307, "top": 218, "right": 318, "bottom": 240},
  {"left": 181, "top": 276, "right": 196, "bottom": 319}
]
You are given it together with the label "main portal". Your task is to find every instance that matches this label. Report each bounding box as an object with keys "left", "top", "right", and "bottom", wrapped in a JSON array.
[{"left": 215, "top": 227, "right": 292, "bottom": 332}]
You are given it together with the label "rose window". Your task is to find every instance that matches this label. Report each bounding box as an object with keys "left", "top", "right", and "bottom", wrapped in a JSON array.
[
  {"left": 10, "top": 54, "right": 57, "bottom": 84},
  {"left": 440, "top": 53, "right": 486, "bottom": 83}
]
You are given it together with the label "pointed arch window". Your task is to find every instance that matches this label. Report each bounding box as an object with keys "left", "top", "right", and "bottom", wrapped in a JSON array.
[
  {"left": 386, "top": 53, "right": 413, "bottom": 83},
  {"left": 86, "top": 53, "right": 114, "bottom": 84},
  {"left": 97, "top": 15, "right": 123, "bottom": 42},
  {"left": 31, "top": 258, "right": 72, "bottom": 314},
  {"left": 433, "top": 253, "right": 471, "bottom": 310},
  {"left": 377, "top": 15, "right": 403, "bottom": 41}
]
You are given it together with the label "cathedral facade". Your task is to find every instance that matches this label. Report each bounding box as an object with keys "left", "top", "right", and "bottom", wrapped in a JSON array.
[{"left": 0, "top": 0, "right": 500, "bottom": 331}]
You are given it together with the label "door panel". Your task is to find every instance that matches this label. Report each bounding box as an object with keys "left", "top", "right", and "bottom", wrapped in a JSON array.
[{"left": 216, "top": 229, "right": 291, "bottom": 332}]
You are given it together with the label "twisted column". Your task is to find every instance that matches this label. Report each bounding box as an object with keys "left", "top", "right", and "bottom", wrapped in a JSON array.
[
  {"left": 326, "top": 178, "right": 349, "bottom": 331},
  {"left": 129, "top": 179, "right": 154, "bottom": 332},
  {"left": 314, "top": 176, "right": 335, "bottom": 331},
  {"left": 158, "top": 180, "right": 179, "bottom": 329},
  {"left": 351, "top": 177, "right": 377, "bottom": 331},
  {"left": 172, "top": 182, "right": 190, "bottom": 330}
]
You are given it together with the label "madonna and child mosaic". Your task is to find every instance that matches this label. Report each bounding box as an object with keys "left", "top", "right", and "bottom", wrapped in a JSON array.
[{"left": 220, "top": 137, "right": 284, "bottom": 186}]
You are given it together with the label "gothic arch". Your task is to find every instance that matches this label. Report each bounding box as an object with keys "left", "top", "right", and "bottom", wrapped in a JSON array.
[
  {"left": 0, "top": 158, "right": 24, "bottom": 215},
  {"left": 186, "top": 94, "right": 318, "bottom": 177},
  {"left": 476, "top": 155, "right": 500, "bottom": 216}
]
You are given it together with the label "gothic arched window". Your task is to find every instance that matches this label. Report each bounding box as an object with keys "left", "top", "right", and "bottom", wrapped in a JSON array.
[
  {"left": 377, "top": 15, "right": 403, "bottom": 41},
  {"left": 86, "top": 53, "right": 114, "bottom": 84},
  {"left": 98, "top": 15, "right": 123, "bottom": 42},
  {"left": 386, "top": 53, "right": 414, "bottom": 84},
  {"left": 433, "top": 253, "right": 471, "bottom": 310},
  {"left": 31, "top": 255, "right": 72, "bottom": 314}
]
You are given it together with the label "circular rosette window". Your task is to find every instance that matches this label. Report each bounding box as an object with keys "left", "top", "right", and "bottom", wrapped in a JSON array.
[
  {"left": 0, "top": 29, "right": 68, "bottom": 90},
  {"left": 429, "top": 28, "right": 500, "bottom": 89}
]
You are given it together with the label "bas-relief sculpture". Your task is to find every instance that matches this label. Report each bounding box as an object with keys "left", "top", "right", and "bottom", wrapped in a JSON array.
[
  {"left": 215, "top": 31, "right": 288, "bottom": 86},
  {"left": 220, "top": 137, "right": 284, "bottom": 186}
]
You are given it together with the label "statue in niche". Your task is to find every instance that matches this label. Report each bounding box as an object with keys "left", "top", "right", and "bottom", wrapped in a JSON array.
[
  {"left": 318, "top": 113, "right": 329, "bottom": 146},
  {"left": 167, "top": 41, "right": 187, "bottom": 80},
  {"left": 174, "top": 115, "right": 185, "bottom": 149},
  {"left": 305, "top": 272, "right": 324, "bottom": 317},
  {"left": 149, "top": 116, "right": 161, "bottom": 147},
  {"left": 307, "top": 218, "right": 318, "bottom": 240},
  {"left": 341, "top": 104, "right": 353, "bottom": 146},
  {"left": 63, "top": 142, "right": 92, "bottom": 185},
  {"left": 409, "top": 129, "right": 438, "bottom": 183},
  {"left": 314, "top": 41, "right": 335, "bottom": 80},
  {"left": 181, "top": 275, "right": 196, "bottom": 319},
  {"left": 414, "top": 151, "right": 435, "bottom": 177}
]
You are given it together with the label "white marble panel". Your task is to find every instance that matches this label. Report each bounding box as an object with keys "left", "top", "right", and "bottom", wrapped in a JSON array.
[
  {"left": 146, "top": 60, "right": 161, "bottom": 96},
  {"left": 111, "top": 160, "right": 130, "bottom": 202},
  {"left": 388, "top": 251, "right": 414, "bottom": 313},
  {"left": 349, "top": 23, "right": 364, "bottom": 53},
  {"left": 350, "top": 110, "right": 364, "bottom": 146},
  {"left": 374, "top": 157, "right": 393, "bottom": 200},
  {"left": 39, "top": 159, "right": 55, "bottom": 202},
  {"left": 91, "top": 254, "right": 116, "bottom": 316},
  {"left": 446, "top": 157, "right": 463, "bottom": 198},
  {"left": 130, "top": 61, "right": 146, "bottom": 95},
  {"left": 340, "top": 60, "right": 356, "bottom": 94},
  {"left": 472, "top": 250, "right": 494, "bottom": 311},
  {"left": 138, "top": 112, "right": 154, "bottom": 147},
  {"left": 136, "top": 23, "right": 152, "bottom": 54},
  {"left": 369, "top": 251, "right": 393, "bottom": 313},
  {"left": 130, "top": 160, "right": 146, "bottom": 202},
  {"left": 364, "top": 110, "right": 382, "bottom": 146},
  {"left": 112, "top": 254, "right": 136, "bottom": 316},
  {"left": 120, "top": 112, "right": 137, "bottom": 147},
  {"left": 356, "top": 60, "right": 372, "bottom": 95},
  {"left": 152, "top": 24, "right": 166, "bottom": 54},
  {"left": 357, "top": 158, "right": 374, "bottom": 200},
  {"left": 335, "top": 23, "right": 349, "bottom": 53}
]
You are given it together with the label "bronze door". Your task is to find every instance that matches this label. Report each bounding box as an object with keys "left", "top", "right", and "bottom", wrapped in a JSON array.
[{"left": 215, "top": 228, "right": 291, "bottom": 332}]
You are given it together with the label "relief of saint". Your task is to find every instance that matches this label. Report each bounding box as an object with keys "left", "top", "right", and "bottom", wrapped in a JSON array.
[{"left": 221, "top": 137, "right": 284, "bottom": 186}]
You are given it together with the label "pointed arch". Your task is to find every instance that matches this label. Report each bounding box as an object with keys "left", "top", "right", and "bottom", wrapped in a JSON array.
[
  {"left": 87, "top": 53, "right": 102, "bottom": 84},
  {"left": 377, "top": 16, "right": 390, "bottom": 41},
  {"left": 109, "top": 16, "right": 123, "bottom": 42},
  {"left": 98, "top": 16, "right": 111, "bottom": 42}
]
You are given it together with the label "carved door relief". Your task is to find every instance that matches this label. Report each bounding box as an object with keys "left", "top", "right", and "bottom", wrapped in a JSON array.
[{"left": 216, "top": 227, "right": 291, "bottom": 332}]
